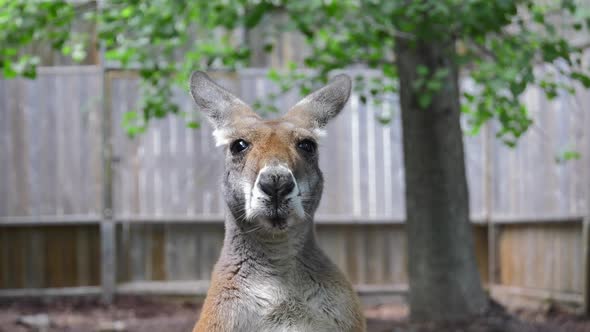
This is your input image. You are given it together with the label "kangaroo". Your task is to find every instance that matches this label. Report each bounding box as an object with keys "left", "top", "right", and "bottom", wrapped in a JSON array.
[{"left": 189, "top": 71, "right": 366, "bottom": 332}]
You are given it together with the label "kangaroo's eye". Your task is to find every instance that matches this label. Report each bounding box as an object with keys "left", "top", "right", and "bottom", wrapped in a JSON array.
[
  {"left": 297, "top": 139, "right": 317, "bottom": 154},
  {"left": 230, "top": 139, "right": 250, "bottom": 155}
]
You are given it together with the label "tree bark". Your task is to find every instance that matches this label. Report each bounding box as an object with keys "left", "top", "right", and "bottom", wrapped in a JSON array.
[{"left": 394, "top": 37, "right": 489, "bottom": 321}]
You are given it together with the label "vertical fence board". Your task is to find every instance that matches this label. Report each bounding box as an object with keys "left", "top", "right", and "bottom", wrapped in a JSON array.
[
  {"left": 165, "top": 225, "right": 199, "bottom": 280},
  {"left": 45, "top": 75, "right": 60, "bottom": 216},
  {"left": 0, "top": 80, "right": 7, "bottom": 216},
  {"left": 10, "top": 80, "right": 30, "bottom": 215},
  {"left": 582, "top": 79, "right": 590, "bottom": 313},
  {"left": 76, "top": 227, "right": 90, "bottom": 286},
  {"left": 23, "top": 78, "right": 40, "bottom": 216}
]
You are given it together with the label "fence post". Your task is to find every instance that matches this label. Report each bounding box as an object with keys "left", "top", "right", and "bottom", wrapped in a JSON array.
[
  {"left": 484, "top": 121, "right": 498, "bottom": 288},
  {"left": 583, "top": 89, "right": 590, "bottom": 315},
  {"left": 100, "top": 67, "right": 116, "bottom": 303},
  {"left": 584, "top": 212, "right": 590, "bottom": 314},
  {"left": 96, "top": 0, "right": 116, "bottom": 304}
]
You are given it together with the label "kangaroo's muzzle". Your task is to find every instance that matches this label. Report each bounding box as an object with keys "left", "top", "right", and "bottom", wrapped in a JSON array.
[
  {"left": 258, "top": 169, "right": 296, "bottom": 205},
  {"left": 247, "top": 164, "right": 304, "bottom": 228}
]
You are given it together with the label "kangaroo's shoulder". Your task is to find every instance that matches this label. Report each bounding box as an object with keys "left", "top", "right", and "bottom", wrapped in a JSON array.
[
  {"left": 192, "top": 262, "right": 258, "bottom": 332},
  {"left": 294, "top": 248, "right": 366, "bottom": 331}
]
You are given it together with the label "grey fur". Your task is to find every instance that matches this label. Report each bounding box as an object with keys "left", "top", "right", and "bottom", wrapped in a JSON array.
[
  {"left": 286, "top": 74, "right": 352, "bottom": 129},
  {"left": 189, "top": 71, "right": 258, "bottom": 129},
  {"left": 209, "top": 215, "right": 364, "bottom": 331}
]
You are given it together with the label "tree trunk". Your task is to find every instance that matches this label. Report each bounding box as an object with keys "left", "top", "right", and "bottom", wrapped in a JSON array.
[{"left": 394, "top": 37, "right": 489, "bottom": 321}]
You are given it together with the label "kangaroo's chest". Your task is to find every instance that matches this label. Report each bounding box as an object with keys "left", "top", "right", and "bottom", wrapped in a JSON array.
[{"left": 237, "top": 276, "right": 347, "bottom": 331}]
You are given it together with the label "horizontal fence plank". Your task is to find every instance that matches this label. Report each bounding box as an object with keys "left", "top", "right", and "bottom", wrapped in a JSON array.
[
  {"left": 0, "top": 215, "right": 583, "bottom": 226},
  {"left": 0, "top": 282, "right": 408, "bottom": 298},
  {"left": 490, "top": 215, "right": 584, "bottom": 224},
  {"left": 0, "top": 215, "right": 102, "bottom": 226},
  {"left": 36, "top": 65, "right": 102, "bottom": 75},
  {"left": 1, "top": 282, "right": 581, "bottom": 309},
  {"left": 490, "top": 284, "right": 583, "bottom": 305},
  {"left": 0, "top": 286, "right": 101, "bottom": 298}
]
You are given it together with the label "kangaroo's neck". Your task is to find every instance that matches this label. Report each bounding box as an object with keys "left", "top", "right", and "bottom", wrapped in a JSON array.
[{"left": 218, "top": 215, "right": 318, "bottom": 273}]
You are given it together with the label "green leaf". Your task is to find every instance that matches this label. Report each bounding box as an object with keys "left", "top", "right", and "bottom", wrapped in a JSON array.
[
  {"left": 263, "top": 43, "right": 273, "bottom": 53},
  {"left": 383, "top": 63, "right": 396, "bottom": 78},
  {"left": 562, "top": 0, "right": 576, "bottom": 14},
  {"left": 245, "top": 3, "right": 270, "bottom": 28},
  {"left": 418, "top": 94, "right": 432, "bottom": 109},
  {"left": 123, "top": 111, "right": 138, "bottom": 122},
  {"left": 433, "top": 68, "right": 450, "bottom": 80},
  {"left": 267, "top": 68, "right": 280, "bottom": 82},
  {"left": 572, "top": 72, "right": 590, "bottom": 88},
  {"left": 121, "top": 7, "right": 134, "bottom": 18},
  {"left": 3, "top": 63, "right": 16, "bottom": 79},
  {"left": 187, "top": 121, "right": 200, "bottom": 129},
  {"left": 426, "top": 79, "right": 442, "bottom": 92},
  {"left": 556, "top": 150, "right": 581, "bottom": 163},
  {"left": 417, "top": 65, "right": 429, "bottom": 76},
  {"left": 532, "top": 10, "right": 545, "bottom": 24},
  {"left": 412, "top": 78, "right": 424, "bottom": 91}
]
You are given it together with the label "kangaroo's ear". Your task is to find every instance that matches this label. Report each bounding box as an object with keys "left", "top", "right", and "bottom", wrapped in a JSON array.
[
  {"left": 189, "top": 71, "right": 259, "bottom": 130},
  {"left": 283, "top": 74, "right": 351, "bottom": 132}
]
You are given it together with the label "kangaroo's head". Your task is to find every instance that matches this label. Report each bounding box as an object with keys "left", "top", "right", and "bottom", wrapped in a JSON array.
[{"left": 189, "top": 71, "right": 351, "bottom": 234}]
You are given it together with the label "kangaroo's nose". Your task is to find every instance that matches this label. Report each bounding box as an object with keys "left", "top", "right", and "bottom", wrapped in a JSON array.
[{"left": 258, "top": 171, "right": 296, "bottom": 199}]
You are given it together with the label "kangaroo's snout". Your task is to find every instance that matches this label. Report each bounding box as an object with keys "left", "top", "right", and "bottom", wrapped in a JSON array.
[
  {"left": 258, "top": 170, "right": 296, "bottom": 200},
  {"left": 246, "top": 164, "right": 303, "bottom": 225}
]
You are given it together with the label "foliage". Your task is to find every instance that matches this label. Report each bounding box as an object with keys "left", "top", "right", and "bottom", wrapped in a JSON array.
[
  {"left": 98, "top": 0, "right": 254, "bottom": 135},
  {"left": 1, "top": 0, "right": 589, "bottom": 144},
  {"left": 0, "top": 1, "right": 76, "bottom": 79}
]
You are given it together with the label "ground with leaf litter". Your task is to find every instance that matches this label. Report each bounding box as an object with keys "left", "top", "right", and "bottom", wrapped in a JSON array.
[{"left": 0, "top": 296, "right": 589, "bottom": 332}]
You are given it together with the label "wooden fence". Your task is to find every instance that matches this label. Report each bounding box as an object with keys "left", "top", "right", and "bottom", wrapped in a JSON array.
[{"left": 0, "top": 66, "right": 588, "bottom": 309}]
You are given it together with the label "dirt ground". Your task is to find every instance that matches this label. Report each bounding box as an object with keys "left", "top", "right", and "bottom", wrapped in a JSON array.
[{"left": 0, "top": 296, "right": 589, "bottom": 332}]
